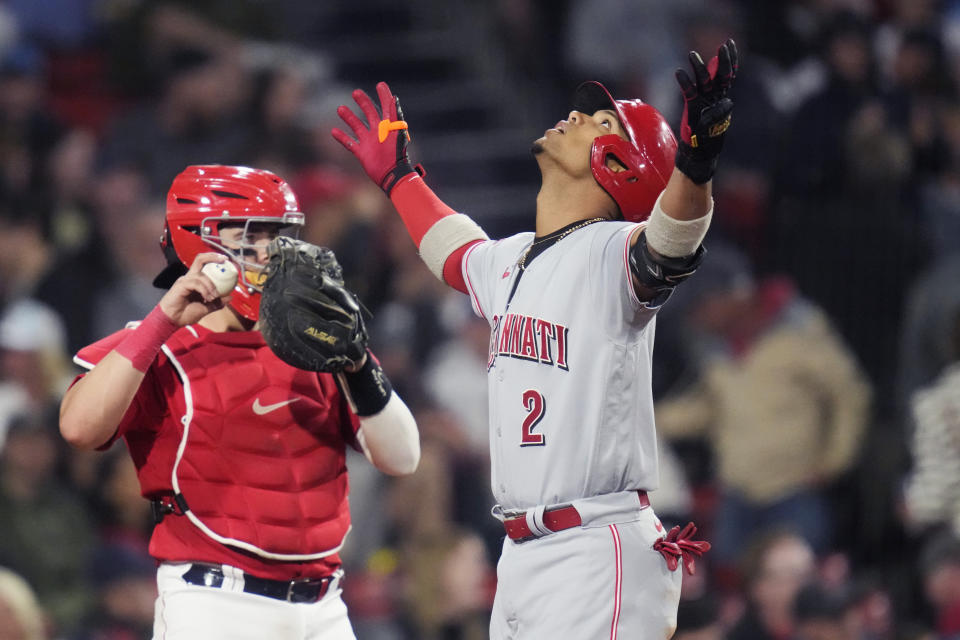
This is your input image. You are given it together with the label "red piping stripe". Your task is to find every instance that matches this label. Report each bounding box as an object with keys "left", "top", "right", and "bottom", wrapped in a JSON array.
[
  {"left": 462, "top": 242, "right": 487, "bottom": 320},
  {"left": 609, "top": 524, "right": 623, "bottom": 639},
  {"left": 624, "top": 224, "right": 645, "bottom": 306}
]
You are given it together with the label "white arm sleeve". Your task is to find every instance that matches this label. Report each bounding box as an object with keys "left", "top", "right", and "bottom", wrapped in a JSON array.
[
  {"left": 418, "top": 213, "right": 489, "bottom": 280},
  {"left": 644, "top": 190, "right": 713, "bottom": 258},
  {"left": 355, "top": 393, "right": 420, "bottom": 475}
]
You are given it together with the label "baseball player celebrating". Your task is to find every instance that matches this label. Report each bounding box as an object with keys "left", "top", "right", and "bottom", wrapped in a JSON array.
[
  {"left": 58, "top": 165, "right": 420, "bottom": 639},
  {"left": 333, "top": 40, "right": 738, "bottom": 638}
]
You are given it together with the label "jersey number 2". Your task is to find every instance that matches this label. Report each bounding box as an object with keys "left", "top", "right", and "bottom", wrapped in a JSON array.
[{"left": 520, "top": 389, "right": 546, "bottom": 447}]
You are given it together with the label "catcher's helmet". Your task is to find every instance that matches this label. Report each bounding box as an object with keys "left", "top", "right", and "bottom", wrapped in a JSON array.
[
  {"left": 154, "top": 165, "right": 305, "bottom": 322},
  {"left": 573, "top": 81, "right": 677, "bottom": 223}
]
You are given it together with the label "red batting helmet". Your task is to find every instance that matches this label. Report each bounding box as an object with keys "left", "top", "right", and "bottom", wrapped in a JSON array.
[
  {"left": 573, "top": 81, "right": 677, "bottom": 223},
  {"left": 154, "top": 165, "right": 305, "bottom": 322}
]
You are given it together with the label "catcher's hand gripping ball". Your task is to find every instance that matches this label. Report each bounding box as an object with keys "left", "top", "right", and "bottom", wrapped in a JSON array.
[
  {"left": 259, "top": 237, "right": 368, "bottom": 372},
  {"left": 201, "top": 260, "right": 239, "bottom": 297}
]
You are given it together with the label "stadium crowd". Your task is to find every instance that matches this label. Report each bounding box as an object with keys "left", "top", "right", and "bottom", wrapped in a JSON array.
[{"left": 0, "top": 0, "right": 959, "bottom": 638}]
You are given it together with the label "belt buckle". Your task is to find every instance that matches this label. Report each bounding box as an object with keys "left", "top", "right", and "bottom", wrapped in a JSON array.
[{"left": 286, "top": 576, "right": 321, "bottom": 602}]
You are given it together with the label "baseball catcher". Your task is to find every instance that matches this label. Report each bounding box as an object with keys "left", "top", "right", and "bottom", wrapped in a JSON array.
[
  {"left": 259, "top": 237, "right": 368, "bottom": 373},
  {"left": 59, "top": 164, "right": 420, "bottom": 639}
]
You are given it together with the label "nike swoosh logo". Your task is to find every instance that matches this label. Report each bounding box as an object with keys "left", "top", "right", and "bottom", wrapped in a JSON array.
[{"left": 252, "top": 397, "right": 301, "bottom": 415}]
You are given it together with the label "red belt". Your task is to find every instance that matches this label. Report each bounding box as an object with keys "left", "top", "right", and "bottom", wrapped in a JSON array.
[{"left": 503, "top": 490, "right": 649, "bottom": 542}]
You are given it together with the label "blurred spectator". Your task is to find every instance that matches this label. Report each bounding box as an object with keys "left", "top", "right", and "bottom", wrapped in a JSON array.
[
  {"left": 90, "top": 201, "right": 166, "bottom": 339},
  {"left": 0, "top": 212, "right": 107, "bottom": 355},
  {"left": 0, "top": 566, "right": 47, "bottom": 640},
  {"left": 656, "top": 245, "right": 871, "bottom": 571},
  {"left": 295, "top": 165, "right": 386, "bottom": 303},
  {"left": 492, "top": 0, "right": 571, "bottom": 104},
  {"left": 0, "top": 412, "right": 95, "bottom": 634},
  {"left": 793, "top": 583, "right": 852, "bottom": 640},
  {"left": 90, "top": 449, "right": 153, "bottom": 547},
  {"left": 915, "top": 99, "right": 960, "bottom": 263},
  {"left": 897, "top": 255, "right": 960, "bottom": 412},
  {"left": 771, "top": 10, "right": 918, "bottom": 403},
  {"left": 775, "top": 10, "right": 879, "bottom": 200},
  {"left": 44, "top": 128, "right": 103, "bottom": 258},
  {"left": 425, "top": 294, "right": 492, "bottom": 455},
  {"left": 71, "top": 543, "right": 156, "bottom": 640},
  {"left": 4, "top": 0, "right": 99, "bottom": 51},
  {"left": 366, "top": 215, "right": 449, "bottom": 407},
  {"left": 0, "top": 381, "right": 29, "bottom": 451},
  {"left": 728, "top": 530, "right": 816, "bottom": 640},
  {"left": 651, "top": 438, "right": 695, "bottom": 532},
  {"left": 677, "top": 11, "right": 784, "bottom": 266},
  {"left": 565, "top": 0, "right": 700, "bottom": 112},
  {"left": 920, "top": 531, "right": 960, "bottom": 638},
  {"left": 674, "top": 595, "right": 724, "bottom": 640},
  {"left": 399, "top": 528, "right": 493, "bottom": 640},
  {"left": 843, "top": 576, "right": 898, "bottom": 640},
  {"left": 101, "top": 1, "right": 278, "bottom": 100},
  {"left": 97, "top": 46, "right": 254, "bottom": 194},
  {"left": 874, "top": 0, "right": 944, "bottom": 88},
  {"left": 389, "top": 408, "right": 484, "bottom": 541},
  {"left": 0, "top": 298, "right": 74, "bottom": 410},
  {"left": 903, "top": 304, "right": 960, "bottom": 536},
  {"left": 0, "top": 41, "right": 63, "bottom": 208},
  {"left": 246, "top": 58, "right": 332, "bottom": 171}
]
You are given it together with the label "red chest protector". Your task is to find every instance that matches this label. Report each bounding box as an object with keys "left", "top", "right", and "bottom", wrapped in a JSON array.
[{"left": 78, "top": 325, "right": 358, "bottom": 561}]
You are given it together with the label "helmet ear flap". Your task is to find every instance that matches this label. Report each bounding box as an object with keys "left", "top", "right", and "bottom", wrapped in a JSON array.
[
  {"left": 152, "top": 222, "right": 190, "bottom": 289},
  {"left": 575, "top": 82, "right": 677, "bottom": 222}
]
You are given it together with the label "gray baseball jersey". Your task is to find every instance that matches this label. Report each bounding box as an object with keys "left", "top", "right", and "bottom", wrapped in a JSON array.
[{"left": 462, "top": 220, "right": 661, "bottom": 511}]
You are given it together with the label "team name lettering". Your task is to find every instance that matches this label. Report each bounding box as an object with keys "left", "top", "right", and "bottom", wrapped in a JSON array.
[{"left": 488, "top": 313, "right": 569, "bottom": 371}]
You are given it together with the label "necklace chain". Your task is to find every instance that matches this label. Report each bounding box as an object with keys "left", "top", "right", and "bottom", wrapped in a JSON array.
[{"left": 518, "top": 217, "right": 606, "bottom": 270}]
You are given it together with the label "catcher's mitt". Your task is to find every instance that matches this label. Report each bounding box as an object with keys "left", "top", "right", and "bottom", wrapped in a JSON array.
[{"left": 259, "top": 237, "right": 368, "bottom": 372}]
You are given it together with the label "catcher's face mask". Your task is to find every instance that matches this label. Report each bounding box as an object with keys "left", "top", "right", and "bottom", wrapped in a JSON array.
[{"left": 211, "top": 219, "right": 301, "bottom": 292}]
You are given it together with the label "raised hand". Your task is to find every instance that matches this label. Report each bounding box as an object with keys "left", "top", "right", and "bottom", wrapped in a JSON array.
[
  {"left": 332, "top": 81, "right": 420, "bottom": 195},
  {"left": 675, "top": 38, "right": 739, "bottom": 184}
]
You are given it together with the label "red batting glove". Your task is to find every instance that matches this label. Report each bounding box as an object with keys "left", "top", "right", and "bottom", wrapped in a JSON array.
[
  {"left": 332, "top": 81, "right": 422, "bottom": 195},
  {"left": 653, "top": 522, "right": 711, "bottom": 575}
]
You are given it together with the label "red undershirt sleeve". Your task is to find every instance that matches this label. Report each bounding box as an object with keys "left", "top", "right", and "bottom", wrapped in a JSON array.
[
  {"left": 442, "top": 241, "right": 482, "bottom": 294},
  {"left": 389, "top": 174, "right": 458, "bottom": 247}
]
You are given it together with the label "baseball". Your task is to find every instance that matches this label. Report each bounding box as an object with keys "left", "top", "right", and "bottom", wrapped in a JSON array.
[{"left": 201, "top": 260, "right": 239, "bottom": 296}]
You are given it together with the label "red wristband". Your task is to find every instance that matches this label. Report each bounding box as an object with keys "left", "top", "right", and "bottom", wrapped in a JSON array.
[{"left": 115, "top": 305, "right": 178, "bottom": 372}]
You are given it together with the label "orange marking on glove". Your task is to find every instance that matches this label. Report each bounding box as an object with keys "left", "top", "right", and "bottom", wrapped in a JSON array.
[{"left": 378, "top": 119, "right": 409, "bottom": 143}]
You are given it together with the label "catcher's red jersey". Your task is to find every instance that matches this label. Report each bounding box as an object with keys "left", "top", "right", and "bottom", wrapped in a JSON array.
[{"left": 75, "top": 324, "right": 361, "bottom": 580}]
